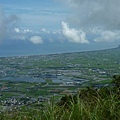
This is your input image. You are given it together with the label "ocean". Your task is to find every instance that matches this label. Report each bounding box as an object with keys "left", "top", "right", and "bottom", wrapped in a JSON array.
[{"left": 0, "top": 41, "right": 117, "bottom": 57}]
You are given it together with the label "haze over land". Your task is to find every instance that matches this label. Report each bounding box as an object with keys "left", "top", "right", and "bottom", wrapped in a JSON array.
[{"left": 0, "top": 0, "right": 120, "bottom": 56}]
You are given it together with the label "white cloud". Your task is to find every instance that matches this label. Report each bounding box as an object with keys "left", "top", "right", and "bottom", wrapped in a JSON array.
[
  {"left": 23, "top": 29, "right": 32, "bottom": 33},
  {"left": 61, "top": 21, "right": 89, "bottom": 43},
  {"left": 41, "top": 28, "right": 50, "bottom": 33},
  {"left": 94, "top": 31, "right": 120, "bottom": 42},
  {"left": 61, "top": 0, "right": 120, "bottom": 30},
  {"left": 52, "top": 30, "right": 62, "bottom": 34},
  {"left": 14, "top": 28, "right": 32, "bottom": 34},
  {"left": 30, "top": 36, "right": 43, "bottom": 44},
  {"left": 14, "top": 28, "right": 20, "bottom": 33}
]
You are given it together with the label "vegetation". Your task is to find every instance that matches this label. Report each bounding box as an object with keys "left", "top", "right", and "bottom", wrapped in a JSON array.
[{"left": 0, "top": 75, "right": 120, "bottom": 120}]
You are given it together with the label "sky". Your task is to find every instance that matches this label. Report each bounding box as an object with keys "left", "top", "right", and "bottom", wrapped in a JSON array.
[{"left": 0, "top": 0, "right": 120, "bottom": 56}]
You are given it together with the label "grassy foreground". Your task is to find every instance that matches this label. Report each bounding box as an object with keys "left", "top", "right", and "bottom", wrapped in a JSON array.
[{"left": 0, "top": 75, "right": 120, "bottom": 120}]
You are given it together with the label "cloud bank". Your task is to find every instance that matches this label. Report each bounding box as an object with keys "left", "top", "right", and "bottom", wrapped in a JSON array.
[
  {"left": 0, "top": 8, "right": 18, "bottom": 41},
  {"left": 62, "top": 0, "right": 120, "bottom": 30},
  {"left": 60, "top": 0, "right": 120, "bottom": 44},
  {"left": 94, "top": 31, "right": 120, "bottom": 42}
]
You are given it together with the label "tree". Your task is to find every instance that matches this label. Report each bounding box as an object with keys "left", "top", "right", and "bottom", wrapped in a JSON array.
[{"left": 112, "top": 75, "right": 120, "bottom": 88}]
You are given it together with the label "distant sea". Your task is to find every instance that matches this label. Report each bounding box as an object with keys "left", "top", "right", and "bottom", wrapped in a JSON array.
[{"left": 0, "top": 41, "right": 117, "bottom": 57}]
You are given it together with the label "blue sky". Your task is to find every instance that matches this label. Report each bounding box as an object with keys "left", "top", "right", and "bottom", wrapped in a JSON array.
[
  {"left": 0, "top": 0, "right": 120, "bottom": 56},
  {"left": 1, "top": 0, "right": 67, "bottom": 29}
]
